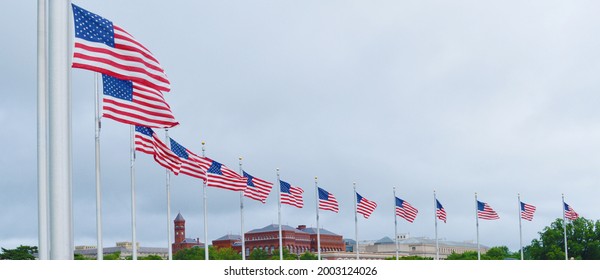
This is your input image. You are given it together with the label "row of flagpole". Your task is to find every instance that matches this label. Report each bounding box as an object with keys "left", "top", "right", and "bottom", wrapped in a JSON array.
[{"left": 36, "top": 1, "right": 584, "bottom": 261}]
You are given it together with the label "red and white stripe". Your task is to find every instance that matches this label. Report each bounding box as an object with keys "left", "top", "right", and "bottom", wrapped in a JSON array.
[
  {"left": 521, "top": 203, "right": 536, "bottom": 221},
  {"left": 396, "top": 201, "right": 418, "bottom": 223},
  {"left": 244, "top": 177, "right": 273, "bottom": 204},
  {"left": 357, "top": 197, "right": 377, "bottom": 219},
  {"left": 436, "top": 208, "right": 447, "bottom": 223},
  {"left": 178, "top": 149, "right": 206, "bottom": 180},
  {"left": 281, "top": 186, "right": 304, "bottom": 208},
  {"left": 73, "top": 24, "right": 171, "bottom": 92},
  {"left": 103, "top": 81, "right": 178, "bottom": 128},
  {"left": 134, "top": 129, "right": 180, "bottom": 174}
]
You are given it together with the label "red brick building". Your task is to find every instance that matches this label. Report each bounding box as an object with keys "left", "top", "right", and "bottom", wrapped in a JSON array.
[
  {"left": 212, "top": 224, "right": 344, "bottom": 257},
  {"left": 172, "top": 213, "right": 203, "bottom": 254}
]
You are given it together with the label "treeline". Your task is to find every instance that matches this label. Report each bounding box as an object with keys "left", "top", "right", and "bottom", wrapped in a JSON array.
[{"left": 4, "top": 217, "right": 600, "bottom": 260}]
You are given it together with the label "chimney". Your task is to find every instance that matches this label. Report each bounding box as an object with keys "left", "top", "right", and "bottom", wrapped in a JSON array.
[{"left": 297, "top": 225, "right": 306, "bottom": 230}]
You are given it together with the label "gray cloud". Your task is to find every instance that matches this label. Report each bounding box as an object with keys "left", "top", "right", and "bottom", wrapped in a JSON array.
[{"left": 2, "top": 1, "right": 600, "bottom": 252}]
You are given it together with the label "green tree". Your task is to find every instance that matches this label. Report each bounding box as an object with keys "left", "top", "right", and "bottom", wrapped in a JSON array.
[
  {"left": 103, "top": 252, "right": 121, "bottom": 260},
  {"left": 299, "top": 251, "right": 318, "bottom": 260},
  {"left": 384, "top": 255, "right": 432, "bottom": 260},
  {"left": 270, "top": 248, "right": 297, "bottom": 260},
  {"left": 0, "top": 245, "right": 38, "bottom": 260},
  {"left": 173, "top": 246, "right": 210, "bottom": 260},
  {"left": 445, "top": 250, "right": 478, "bottom": 260},
  {"left": 248, "top": 248, "right": 270, "bottom": 260},
  {"left": 445, "top": 246, "right": 519, "bottom": 260},
  {"left": 213, "top": 247, "right": 242, "bottom": 260},
  {"left": 526, "top": 218, "right": 600, "bottom": 260},
  {"left": 74, "top": 253, "right": 94, "bottom": 260},
  {"left": 484, "top": 246, "right": 519, "bottom": 260},
  {"left": 125, "top": 254, "right": 164, "bottom": 260}
]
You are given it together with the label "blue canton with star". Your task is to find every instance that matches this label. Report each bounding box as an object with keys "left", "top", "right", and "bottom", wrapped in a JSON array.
[
  {"left": 72, "top": 4, "right": 115, "bottom": 47},
  {"left": 169, "top": 139, "right": 189, "bottom": 160},
  {"left": 135, "top": 126, "right": 154, "bottom": 137},
  {"left": 207, "top": 161, "right": 223, "bottom": 175},
  {"left": 279, "top": 180, "right": 291, "bottom": 194},
  {"left": 102, "top": 74, "right": 133, "bottom": 101},
  {"left": 243, "top": 171, "right": 255, "bottom": 187}
]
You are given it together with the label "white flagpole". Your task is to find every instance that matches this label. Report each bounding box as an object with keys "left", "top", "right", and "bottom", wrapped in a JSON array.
[
  {"left": 518, "top": 193, "right": 523, "bottom": 260},
  {"left": 165, "top": 130, "right": 172, "bottom": 260},
  {"left": 475, "top": 192, "right": 480, "bottom": 260},
  {"left": 353, "top": 182, "right": 359, "bottom": 260},
  {"left": 434, "top": 190, "right": 439, "bottom": 260},
  {"left": 277, "top": 168, "right": 283, "bottom": 260},
  {"left": 393, "top": 187, "right": 398, "bottom": 260},
  {"left": 315, "top": 177, "right": 321, "bottom": 260},
  {"left": 48, "top": 0, "right": 72, "bottom": 259},
  {"left": 239, "top": 157, "right": 245, "bottom": 260},
  {"left": 202, "top": 142, "right": 209, "bottom": 260},
  {"left": 37, "top": 0, "right": 49, "bottom": 260},
  {"left": 562, "top": 193, "right": 568, "bottom": 260},
  {"left": 130, "top": 126, "right": 137, "bottom": 260},
  {"left": 95, "top": 73, "right": 103, "bottom": 260}
]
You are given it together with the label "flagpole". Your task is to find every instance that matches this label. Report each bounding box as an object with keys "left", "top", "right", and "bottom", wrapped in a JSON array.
[
  {"left": 277, "top": 168, "right": 283, "bottom": 260},
  {"left": 48, "top": 0, "right": 73, "bottom": 260},
  {"left": 353, "top": 182, "right": 359, "bottom": 260},
  {"left": 130, "top": 126, "right": 137, "bottom": 260},
  {"left": 562, "top": 193, "right": 568, "bottom": 260},
  {"left": 475, "top": 192, "right": 480, "bottom": 260},
  {"left": 315, "top": 177, "right": 321, "bottom": 260},
  {"left": 202, "top": 142, "right": 209, "bottom": 260},
  {"left": 518, "top": 193, "right": 523, "bottom": 260},
  {"left": 393, "top": 187, "right": 398, "bottom": 260},
  {"left": 434, "top": 190, "right": 439, "bottom": 260},
  {"left": 37, "top": 0, "right": 50, "bottom": 260},
  {"left": 165, "top": 129, "right": 172, "bottom": 260},
  {"left": 94, "top": 73, "right": 103, "bottom": 260},
  {"left": 239, "top": 157, "right": 245, "bottom": 260}
]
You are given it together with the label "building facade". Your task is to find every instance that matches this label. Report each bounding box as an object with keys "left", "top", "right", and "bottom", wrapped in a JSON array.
[
  {"left": 212, "top": 224, "right": 344, "bottom": 257},
  {"left": 74, "top": 242, "right": 168, "bottom": 259},
  {"left": 172, "top": 212, "right": 203, "bottom": 254},
  {"left": 359, "top": 235, "right": 488, "bottom": 259}
]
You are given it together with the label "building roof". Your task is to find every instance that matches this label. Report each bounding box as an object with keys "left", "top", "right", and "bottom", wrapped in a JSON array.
[
  {"left": 374, "top": 236, "right": 395, "bottom": 244},
  {"left": 300, "top": 227, "right": 341, "bottom": 236},
  {"left": 247, "top": 224, "right": 307, "bottom": 234},
  {"left": 343, "top": 238, "right": 356, "bottom": 245},
  {"left": 365, "top": 236, "right": 486, "bottom": 249},
  {"left": 215, "top": 234, "right": 241, "bottom": 241},
  {"left": 174, "top": 212, "right": 185, "bottom": 222},
  {"left": 74, "top": 246, "right": 168, "bottom": 255},
  {"left": 181, "top": 238, "right": 202, "bottom": 244}
]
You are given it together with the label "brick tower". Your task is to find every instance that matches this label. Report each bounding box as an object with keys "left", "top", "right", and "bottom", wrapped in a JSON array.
[
  {"left": 172, "top": 212, "right": 202, "bottom": 254},
  {"left": 174, "top": 212, "right": 186, "bottom": 244}
]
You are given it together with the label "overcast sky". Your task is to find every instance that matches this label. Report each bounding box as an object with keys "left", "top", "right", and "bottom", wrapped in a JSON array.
[{"left": 2, "top": 0, "right": 600, "bottom": 253}]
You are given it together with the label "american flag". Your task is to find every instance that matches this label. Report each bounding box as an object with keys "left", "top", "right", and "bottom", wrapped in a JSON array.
[
  {"left": 318, "top": 187, "right": 339, "bottom": 213},
  {"left": 356, "top": 192, "right": 377, "bottom": 219},
  {"left": 169, "top": 138, "right": 205, "bottom": 180},
  {"left": 395, "top": 197, "right": 418, "bottom": 223},
  {"left": 436, "top": 199, "right": 447, "bottom": 223},
  {"left": 477, "top": 200, "right": 499, "bottom": 220},
  {"left": 564, "top": 202, "right": 579, "bottom": 221},
  {"left": 134, "top": 126, "right": 180, "bottom": 174},
  {"left": 280, "top": 180, "right": 304, "bottom": 208},
  {"left": 520, "top": 202, "right": 536, "bottom": 221},
  {"left": 242, "top": 171, "right": 273, "bottom": 203},
  {"left": 198, "top": 158, "right": 246, "bottom": 192},
  {"left": 72, "top": 4, "right": 170, "bottom": 92},
  {"left": 102, "top": 74, "right": 178, "bottom": 128}
]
